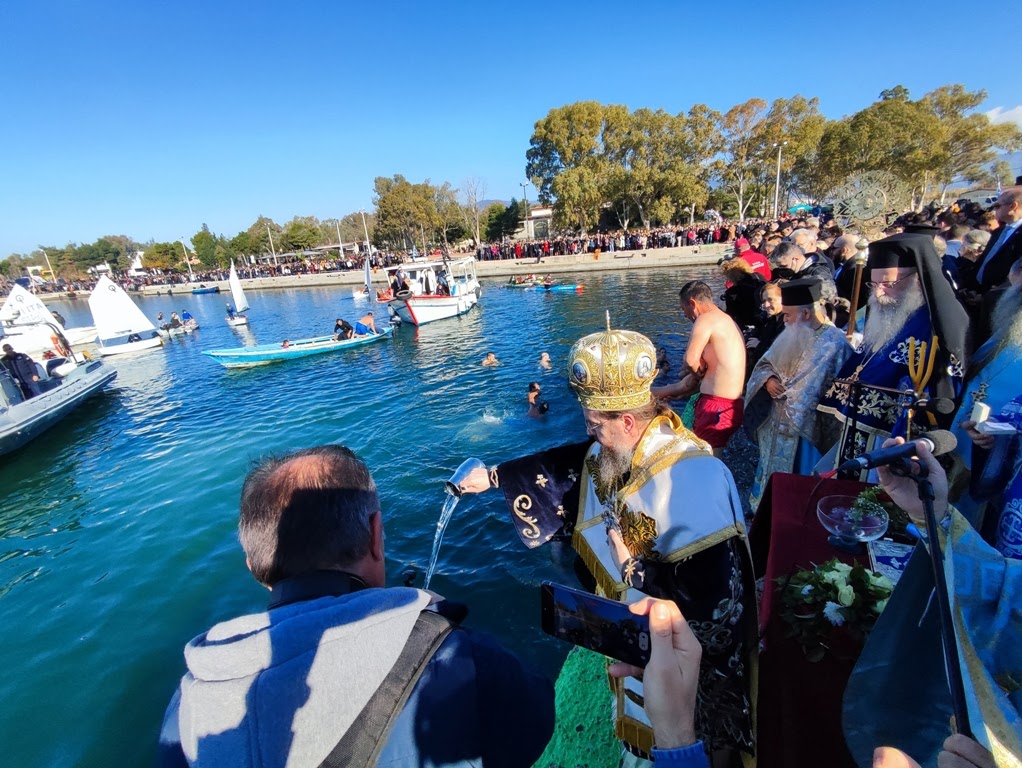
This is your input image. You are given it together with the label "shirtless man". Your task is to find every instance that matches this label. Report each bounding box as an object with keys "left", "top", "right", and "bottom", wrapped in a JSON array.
[
  {"left": 651, "top": 280, "right": 746, "bottom": 453},
  {"left": 354, "top": 312, "right": 377, "bottom": 336}
]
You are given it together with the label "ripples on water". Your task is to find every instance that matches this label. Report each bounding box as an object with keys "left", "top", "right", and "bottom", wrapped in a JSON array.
[{"left": 0, "top": 267, "right": 709, "bottom": 765}]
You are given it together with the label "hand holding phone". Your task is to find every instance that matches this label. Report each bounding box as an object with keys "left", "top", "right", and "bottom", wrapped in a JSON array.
[{"left": 540, "top": 581, "right": 651, "bottom": 667}]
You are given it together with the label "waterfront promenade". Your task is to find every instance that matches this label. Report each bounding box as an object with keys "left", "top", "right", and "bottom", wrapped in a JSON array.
[{"left": 130, "top": 242, "right": 731, "bottom": 296}]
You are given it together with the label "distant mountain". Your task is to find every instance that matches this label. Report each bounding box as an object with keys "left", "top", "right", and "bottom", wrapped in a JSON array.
[{"left": 477, "top": 199, "right": 510, "bottom": 209}]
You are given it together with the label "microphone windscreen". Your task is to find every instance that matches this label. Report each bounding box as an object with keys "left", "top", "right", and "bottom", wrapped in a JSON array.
[
  {"left": 922, "top": 429, "right": 957, "bottom": 456},
  {"left": 931, "top": 398, "right": 956, "bottom": 415}
]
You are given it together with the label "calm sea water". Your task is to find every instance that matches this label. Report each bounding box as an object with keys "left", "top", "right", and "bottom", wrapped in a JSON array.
[{"left": 0, "top": 267, "right": 708, "bottom": 766}]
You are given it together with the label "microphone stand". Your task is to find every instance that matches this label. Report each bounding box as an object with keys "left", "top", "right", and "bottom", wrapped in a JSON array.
[{"left": 888, "top": 457, "right": 973, "bottom": 739}]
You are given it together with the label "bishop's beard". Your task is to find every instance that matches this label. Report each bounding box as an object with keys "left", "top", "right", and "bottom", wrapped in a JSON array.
[
  {"left": 862, "top": 282, "right": 926, "bottom": 354},
  {"left": 597, "top": 444, "right": 633, "bottom": 487},
  {"left": 766, "top": 319, "right": 818, "bottom": 380}
]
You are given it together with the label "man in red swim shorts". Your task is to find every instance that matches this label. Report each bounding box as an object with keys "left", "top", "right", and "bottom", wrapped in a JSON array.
[{"left": 652, "top": 280, "right": 746, "bottom": 455}]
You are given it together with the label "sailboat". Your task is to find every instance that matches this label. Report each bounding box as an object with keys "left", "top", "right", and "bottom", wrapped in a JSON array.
[
  {"left": 0, "top": 284, "right": 98, "bottom": 355},
  {"left": 87, "top": 275, "right": 163, "bottom": 356},
  {"left": 351, "top": 256, "right": 373, "bottom": 300},
  {"left": 226, "top": 261, "right": 251, "bottom": 326}
]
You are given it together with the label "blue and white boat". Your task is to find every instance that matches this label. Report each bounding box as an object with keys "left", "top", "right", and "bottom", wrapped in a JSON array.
[
  {"left": 0, "top": 322, "right": 117, "bottom": 457},
  {"left": 203, "top": 326, "right": 393, "bottom": 369}
]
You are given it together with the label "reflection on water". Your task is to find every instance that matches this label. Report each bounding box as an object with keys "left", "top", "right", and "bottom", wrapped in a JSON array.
[{"left": 0, "top": 267, "right": 710, "bottom": 766}]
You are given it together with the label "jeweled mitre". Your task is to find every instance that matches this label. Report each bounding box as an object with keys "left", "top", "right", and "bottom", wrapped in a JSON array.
[{"left": 568, "top": 321, "right": 657, "bottom": 412}]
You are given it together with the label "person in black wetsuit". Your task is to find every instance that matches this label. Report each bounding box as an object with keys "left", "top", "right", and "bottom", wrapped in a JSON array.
[{"left": 332, "top": 318, "right": 354, "bottom": 340}]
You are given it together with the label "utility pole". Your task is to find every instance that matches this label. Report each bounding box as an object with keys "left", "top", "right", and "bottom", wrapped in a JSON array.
[
  {"left": 773, "top": 141, "right": 788, "bottom": 219},
  {"left": 519, "top": 182, "right": 529, "bottom": 239}
]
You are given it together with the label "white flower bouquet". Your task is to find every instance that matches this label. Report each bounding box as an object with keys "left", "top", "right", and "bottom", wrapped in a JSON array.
[{"left": 777, "top": 558, "right": 893, "bottom": 662}]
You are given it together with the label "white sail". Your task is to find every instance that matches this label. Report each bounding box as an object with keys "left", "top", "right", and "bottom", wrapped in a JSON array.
[
  {"left": 363, "top": 257, "right": 372, "bottom": 293},
  {"left": 88, "top": 275, "right": 157, "bottom": 341},
  {"left": 0, "top": 284, "right": 54, "bottom": 325},
  {"left": 229, "top": 261, "right": 249, "bottom": 313}
]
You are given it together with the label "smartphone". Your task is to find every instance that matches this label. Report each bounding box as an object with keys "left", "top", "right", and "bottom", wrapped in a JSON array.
[{"left": 539, "top": 581, "right": 651, "bottom": 667}]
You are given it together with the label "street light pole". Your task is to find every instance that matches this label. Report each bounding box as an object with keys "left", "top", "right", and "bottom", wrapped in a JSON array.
[
  {"left": 773, "top": 141, "right": 788, "bottom": 219},
  {"left": 519, "top": 182, "right": 529, "bottom": 239}
]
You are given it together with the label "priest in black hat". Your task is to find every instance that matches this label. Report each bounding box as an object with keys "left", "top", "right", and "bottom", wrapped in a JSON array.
[
  {"left": 744, "top": 278, "right": 853, "bottom": 508},
  {"left": 816, "top": 233, "right": 969, "bottom": 467}
]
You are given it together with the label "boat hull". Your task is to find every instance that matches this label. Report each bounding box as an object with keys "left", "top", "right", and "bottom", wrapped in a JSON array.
[
  {"left": 191, "top": 287, "right": 220, "bottom": 295},
  {"left": 204, "top": 327, "right": 392, "bottom": 368},
  {"left": 226, "top": 315, "right": 249, "bottom": 327},
  {"left": 387, "top": 293, "right": 478, "bottom": 326},
  {"left": 536, "top": 284, "right": 583, "bottom": 293},
  {"left": 98, "top": 336, "right": 165, "bottom": 356},
  {"left": 0, "top": 361, "right": 117, "bottom": 456}
]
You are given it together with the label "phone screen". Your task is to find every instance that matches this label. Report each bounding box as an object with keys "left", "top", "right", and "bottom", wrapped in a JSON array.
[{"left": 539, "top": 581, "right": 651, "bottom": 667}]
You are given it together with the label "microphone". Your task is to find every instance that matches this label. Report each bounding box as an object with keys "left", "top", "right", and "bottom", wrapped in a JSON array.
[{"left": 836, "top": 430, "right": 957, "bottom": 472}]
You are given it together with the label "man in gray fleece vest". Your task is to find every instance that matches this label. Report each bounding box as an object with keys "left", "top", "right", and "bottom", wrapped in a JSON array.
[{"left": 158, "top": 445, "right": 555, "bottom": 768}]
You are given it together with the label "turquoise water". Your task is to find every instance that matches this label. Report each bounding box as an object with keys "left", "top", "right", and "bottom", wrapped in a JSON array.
[{"left": 0, "top": 267, "right": 705, "bottom": 766}]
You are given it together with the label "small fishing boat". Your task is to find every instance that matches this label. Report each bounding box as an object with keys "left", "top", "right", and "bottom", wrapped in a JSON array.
[
  {"left": 1, "top": 284, "right": 98, "bottom": 354},
  {"left": 0, "top": 321, "right": 118, "bottom": 457},
  {"left": 191, "top": 285, "right": 220, "bottom": 295},
  {"left": 156, "top": 321, "right": 197, "bottom": 338},
  {"left": 226, "top": 261, "right": 250, "bottom": 326},
  {"left": 203, "top": 326, "right": 393, "bottom": 369},
  {"left": 385, "top": 257, "right": 480, "bottom": 326},
  {"left": 88, "top": 276, "right": 164, "bottom": 356}
]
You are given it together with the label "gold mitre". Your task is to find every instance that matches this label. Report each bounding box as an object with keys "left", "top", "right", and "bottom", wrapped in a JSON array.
[{"left": 568, "top": 312, "right": 658, "bottom": 412}]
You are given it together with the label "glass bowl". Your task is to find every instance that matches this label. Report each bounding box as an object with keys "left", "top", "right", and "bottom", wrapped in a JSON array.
[{"left": 817, "top": 494, "right": 889, "bottom": 548}]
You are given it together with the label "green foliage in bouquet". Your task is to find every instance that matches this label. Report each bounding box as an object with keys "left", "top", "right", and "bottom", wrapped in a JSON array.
[
  {"left": 777, "top": 558, "right": 893, "bottom": 662},
  {"left": 854, "top": 485, "right": 908, "bottom": 535}
]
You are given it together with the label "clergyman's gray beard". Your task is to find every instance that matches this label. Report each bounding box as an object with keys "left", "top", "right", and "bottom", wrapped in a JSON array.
[
  {"left": 767, "top": 320, "right": 817, "bottom": 379},
  {"left": 862, "top": 283, "right": 926, "bottom": 353},
  {"left": 597, "top": 445, "right": 632, "bottom": 486},
  {"left": 991, "top": 283, "right": 1022, "bottom": 351}
]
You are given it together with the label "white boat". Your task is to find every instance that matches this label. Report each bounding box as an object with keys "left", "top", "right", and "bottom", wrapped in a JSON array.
[
  {"left": 157, "top": 320, "right": 198, "bottom": 338},
  {"left": 0, "top": 284, "right": 98, "bottom": 354},
  {"left": 385, "top": 257, "right": 480, "bottom": 326},
  {"left": 226, "top": 261, "right": 250, "bottom": 326},
  {"left": 87, "top": 276, "right": 164, "bottom": 356},
  {"left": 0, "top": 322, "right": 118, "bottom": 456}
]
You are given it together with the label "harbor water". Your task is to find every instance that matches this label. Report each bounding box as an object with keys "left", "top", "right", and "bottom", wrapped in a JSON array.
[{"left": 0, "top": 267, "right": 707, "bottom": 766}]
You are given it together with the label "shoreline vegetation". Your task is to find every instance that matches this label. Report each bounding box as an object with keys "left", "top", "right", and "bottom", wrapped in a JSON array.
[{"left": 36, "top": 243, "right": 730, "bottom": 301}]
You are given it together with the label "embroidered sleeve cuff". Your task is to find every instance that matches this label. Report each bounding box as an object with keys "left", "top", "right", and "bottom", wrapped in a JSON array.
[
  {"left": 621, "top": 556, "right": 646, "bottom": 590},
  {"left": 650, "top": 741, "right": 709, "bottom": 768}
]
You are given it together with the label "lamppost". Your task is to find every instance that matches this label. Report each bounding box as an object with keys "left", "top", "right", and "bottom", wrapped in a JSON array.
[
  {"left": 519, "top": 182, "right": 529, "bottom": 239},
  {"left": 773, "top": 141, "right": 788, "bottom": 219}
]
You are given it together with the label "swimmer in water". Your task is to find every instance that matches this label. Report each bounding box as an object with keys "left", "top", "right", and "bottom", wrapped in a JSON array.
[
  {"left": 527, "top": 382, "right": 549, "bottom": 417},
  {"left": 482, "top": 352, "right": 500, "bottom": 366},
  {"left": 538, "top": 352, "right": 551, "bottom": 370}
]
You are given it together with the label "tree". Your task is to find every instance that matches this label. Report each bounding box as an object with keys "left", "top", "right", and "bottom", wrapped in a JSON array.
[
  {"left": 879, "top": 85, "right": 911, "bottom": 102},
  {"left": 757, "top": 96, "right": 827, "bottom": 207},
  {"left": 244, "top": 216, "right": 282, "bottom": 256},
  {"left": 920, "top": 85, "right": 1022, "bottom": 198},
  {"left": 191, "top": 225, "right": 217, "bottom": 268},
  {"left": 459, "top": 177, "right": 487, "bottom": 245},
  {"left": 142, "top": 242, "right": 182, "bottom": 272},
  {"left": 481, "top": 203, "right": 507, "bottom": 243},
  {"left": 710, "top": 98, "right": 769, "bottom": 221},
  {"left": 525, "top": 101, "right": 628, "bottom": 204},
  {"left": 551, "top": 161, "right": 607, "bottom": 233},
  {"left": 373, "top": 174, "right": 439, "bottom": 249},
  {"left": 281, "top": 216, "right": 323, "bottom": 253},
  {"left": 483, "top": 199, "right": 525, "bottom": 242}
]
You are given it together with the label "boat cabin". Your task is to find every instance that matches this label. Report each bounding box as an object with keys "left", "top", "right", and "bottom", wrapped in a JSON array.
[{"left": 385, "top": 257, "right": 478, "bottom": 298}]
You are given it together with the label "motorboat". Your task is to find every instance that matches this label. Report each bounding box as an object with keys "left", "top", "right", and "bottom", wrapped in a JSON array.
[
  {"left": 156, "top": 320, "right": 198, "bottom": 338},
  {"left": 191, "top": 285, "right": 220, "bottom": 295},
  {"left": 385, "top": 257, "right": 480, "bottom": 326},
  {"left": 87, "top": 276, "right": 164, "bottom": 356},
  {"left": 0, "top": 322, "right": 117, "bottom": 456},
  {"left": 1, "top": 285, "right": 98, "bottom": 355},
  {"left": 225, "top": 261, "right": 250, "bottom": 326},
  {"left": 203, "top": 326, "right": 393, "bottom": 369}
]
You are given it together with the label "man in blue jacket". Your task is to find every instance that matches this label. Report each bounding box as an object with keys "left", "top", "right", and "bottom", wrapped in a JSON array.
[{"left": 158, "top": 445, "right": 554, "bottom": 768}]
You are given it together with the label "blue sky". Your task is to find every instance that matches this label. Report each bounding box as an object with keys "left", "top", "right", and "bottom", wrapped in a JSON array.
[{"left": 2, "top": 0, "right": 1019, "bottom": 256}]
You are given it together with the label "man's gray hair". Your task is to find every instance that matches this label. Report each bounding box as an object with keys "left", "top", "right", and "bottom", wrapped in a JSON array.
[
  {"left": 962, "top": 229, "right": 991, "bottom": 252},
  {"left": 791, "top": 229, "right": 818, "bottom": 250}
]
